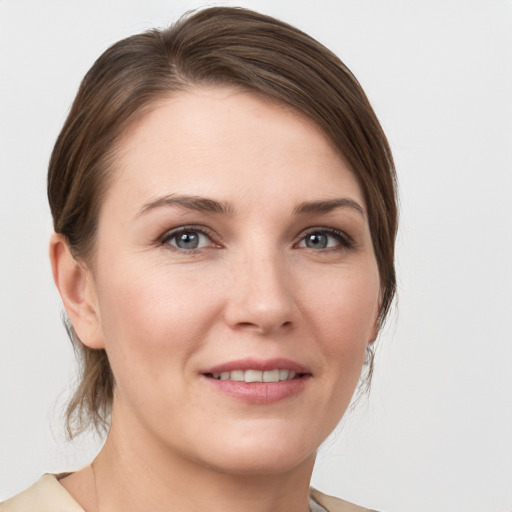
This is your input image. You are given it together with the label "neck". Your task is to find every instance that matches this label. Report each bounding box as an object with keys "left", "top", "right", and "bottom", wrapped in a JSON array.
[{"left": 88, "top": 413, "right": 315, "bottom": 512}]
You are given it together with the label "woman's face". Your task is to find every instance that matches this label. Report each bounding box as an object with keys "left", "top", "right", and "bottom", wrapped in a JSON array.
[{"left": 84, "top": 87, "right": 380, "bottom": 475}]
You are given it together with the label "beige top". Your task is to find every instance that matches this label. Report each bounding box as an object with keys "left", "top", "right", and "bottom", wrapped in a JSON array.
[{"left": 0, "top": 475, "right": 377, "bottom": 512}]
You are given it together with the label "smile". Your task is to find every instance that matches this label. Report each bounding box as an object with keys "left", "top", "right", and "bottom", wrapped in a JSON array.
[
  {"left": 201, "top": 358, "right": 311, "bottom": 403},
  {"left": 206, "top": 369, "right": 300, "bottom": 382}
]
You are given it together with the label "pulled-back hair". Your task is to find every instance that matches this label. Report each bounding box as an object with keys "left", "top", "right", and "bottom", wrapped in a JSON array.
[{"left": 48, "top": 6, "right": 398, "bottom": 437}]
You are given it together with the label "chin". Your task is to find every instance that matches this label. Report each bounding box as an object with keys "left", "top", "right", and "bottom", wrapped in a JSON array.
[
  {"left": 207, "top": 449, "right": 315, "bottom": 477},
  {"left": 192, "top": 429, "right": 320, "bottom": 476}
]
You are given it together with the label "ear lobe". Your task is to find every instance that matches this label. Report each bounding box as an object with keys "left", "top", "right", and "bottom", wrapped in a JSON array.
[
  {"left": 369, "top": 314, "right": 381, "bottom": 345},
  {"left": 368, "top": 283, "right": 386, "bottom": 345},
  {"left": 49, "top": 233, "right": 105, "bottom": 349}
]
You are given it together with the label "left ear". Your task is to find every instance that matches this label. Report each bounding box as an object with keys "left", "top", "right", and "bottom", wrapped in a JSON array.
[
  {"left": 368, "top": 291, "right": 383, "bottom": 345},
  {"left": 368, "top": 315, "right": 380, "bottom": 345},
  {"left": 49, "top": 233, "right": 105, "bottom": 349}
]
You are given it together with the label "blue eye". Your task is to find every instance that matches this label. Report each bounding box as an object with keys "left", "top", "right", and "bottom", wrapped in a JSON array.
[
  {"left": 164, "top": 229, "right": 212, "bottom": 250},
  {"left": 298, "top": 230, "right": 351, "bottom": 250}
]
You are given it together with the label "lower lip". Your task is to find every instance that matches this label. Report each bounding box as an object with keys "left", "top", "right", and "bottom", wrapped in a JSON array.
[{"left": 202, "top": 375, "right": 309, "bottom": 404}]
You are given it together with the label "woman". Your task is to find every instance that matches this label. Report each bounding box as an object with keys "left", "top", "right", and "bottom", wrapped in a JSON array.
[{"left": 1, "top": 7, "right": 397, "bottom": 512}]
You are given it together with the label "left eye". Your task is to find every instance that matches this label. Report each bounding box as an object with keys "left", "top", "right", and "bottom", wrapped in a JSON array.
[
  {"left": 164, "top": 229, "right": 212, "bottom": 250},
  {"left": 298, "top": 230, "right": 348, "bottom": 250}
]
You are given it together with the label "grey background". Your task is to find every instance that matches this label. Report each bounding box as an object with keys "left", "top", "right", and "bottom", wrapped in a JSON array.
[{"left": 1, "top": 1, "right": 511, "bottom": 511}]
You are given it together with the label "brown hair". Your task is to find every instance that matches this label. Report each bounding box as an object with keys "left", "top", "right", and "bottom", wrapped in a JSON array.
[{"left": 48, "top": 6, "right": 398, "bottom": 437}]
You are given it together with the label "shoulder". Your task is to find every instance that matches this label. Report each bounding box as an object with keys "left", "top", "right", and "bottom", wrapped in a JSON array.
[
  {"left": 310, "top": 488, "right": 380, "bottom": 512},
  {"left": 0, "top": 475, "right": 84, "bottom": 512},
  {"left": 1, "top": 478, "right": 378, "bottom": 512}
]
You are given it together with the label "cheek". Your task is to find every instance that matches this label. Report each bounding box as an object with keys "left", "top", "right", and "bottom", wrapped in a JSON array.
[
  {"left": 93, "top": 263, "right": 223, "bottom": 383},
  {"left": 303, "top": 265, "right": 380, "bottom": 387},
  {"left": 305, "top": 264, "right": 380, "bottom": 342}
]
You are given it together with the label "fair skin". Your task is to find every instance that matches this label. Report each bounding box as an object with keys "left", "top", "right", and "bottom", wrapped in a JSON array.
[{"left": 50, "top": 87, "right": 381, "bottom": 512}]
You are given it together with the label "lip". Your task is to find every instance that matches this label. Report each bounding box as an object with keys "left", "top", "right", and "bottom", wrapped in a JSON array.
[
  {"left": 202, "top": 357, "right": 309, "bottom": 375},
  {"left": 200, "top": 358, "right": 311, "bottom": 405}
]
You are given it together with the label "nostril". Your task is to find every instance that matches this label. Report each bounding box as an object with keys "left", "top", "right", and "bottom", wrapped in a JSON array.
[
  {"left": 237, "top": 322, "right": 258, "bottom": 329},
  {"left": 232, "top": 319, "right": 293, "bottom": 334}
]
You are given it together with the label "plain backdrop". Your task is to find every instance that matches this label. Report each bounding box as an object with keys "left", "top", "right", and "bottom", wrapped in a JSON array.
[{"left": 1, "top": 1, "right": 511, "bottom": 511}]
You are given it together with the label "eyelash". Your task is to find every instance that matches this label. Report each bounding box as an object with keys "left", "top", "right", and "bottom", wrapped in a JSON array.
[
  {"left": 159, "top": 226, "right": 354, "bottom": 253},
  {"left": 160, "top": 225, "right": 219, "bottom": 253},
  {"left": 297, "top": 227, "right": 355, "bottom": 251}
]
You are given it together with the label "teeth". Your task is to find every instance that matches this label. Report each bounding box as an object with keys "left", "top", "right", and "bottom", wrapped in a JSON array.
[
  {"left": 210, "top": 369, "right": 300, "bottom": 382},
  {"left": 279, "top": 369, "right": 289, "bottom": 380},
  {"left": 230, "top": 370, "right": 245, "bottom": 382},
  {"left": 245, "top": 369, "right": 263, "bottom": 382},
  {"left": 263, "top": 369, "right": 280, "bottom": 382}
]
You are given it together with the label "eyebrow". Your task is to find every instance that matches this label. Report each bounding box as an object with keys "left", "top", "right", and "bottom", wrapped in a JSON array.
[
  {"left": 136, "top": 194, "right": 234, "bottom": 218},
  {"left": 136, "top": 194, "right": 365, "bottom": 219},
  {"left": 293, "top": 198, "right": 366, "bottom": 217}
]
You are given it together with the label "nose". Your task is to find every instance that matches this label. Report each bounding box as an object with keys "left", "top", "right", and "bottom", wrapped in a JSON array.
[{"left": 223, "top": 248, "right": 298, "bottom": 336}]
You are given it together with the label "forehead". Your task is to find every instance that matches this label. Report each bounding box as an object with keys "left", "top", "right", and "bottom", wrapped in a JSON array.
[{"left": 104, "top": 86, "right": 364, "bottom": 215}]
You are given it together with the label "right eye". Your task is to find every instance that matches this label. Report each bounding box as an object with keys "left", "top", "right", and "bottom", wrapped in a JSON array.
[{"left": 162, "top": 228, "right": 213, "bottom": 251}]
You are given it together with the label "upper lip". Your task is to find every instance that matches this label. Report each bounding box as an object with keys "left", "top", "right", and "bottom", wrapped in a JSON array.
[{"left": 202, "top": 358, "right": 310, "bottom": 375}]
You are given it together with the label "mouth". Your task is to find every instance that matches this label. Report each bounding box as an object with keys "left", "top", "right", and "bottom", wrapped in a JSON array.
[
  {"left": 204, "top": 369, "right": 304, "bottom": 383},
  {"left": 201, "top": 358, "right": 310, "bottom": 404}
]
